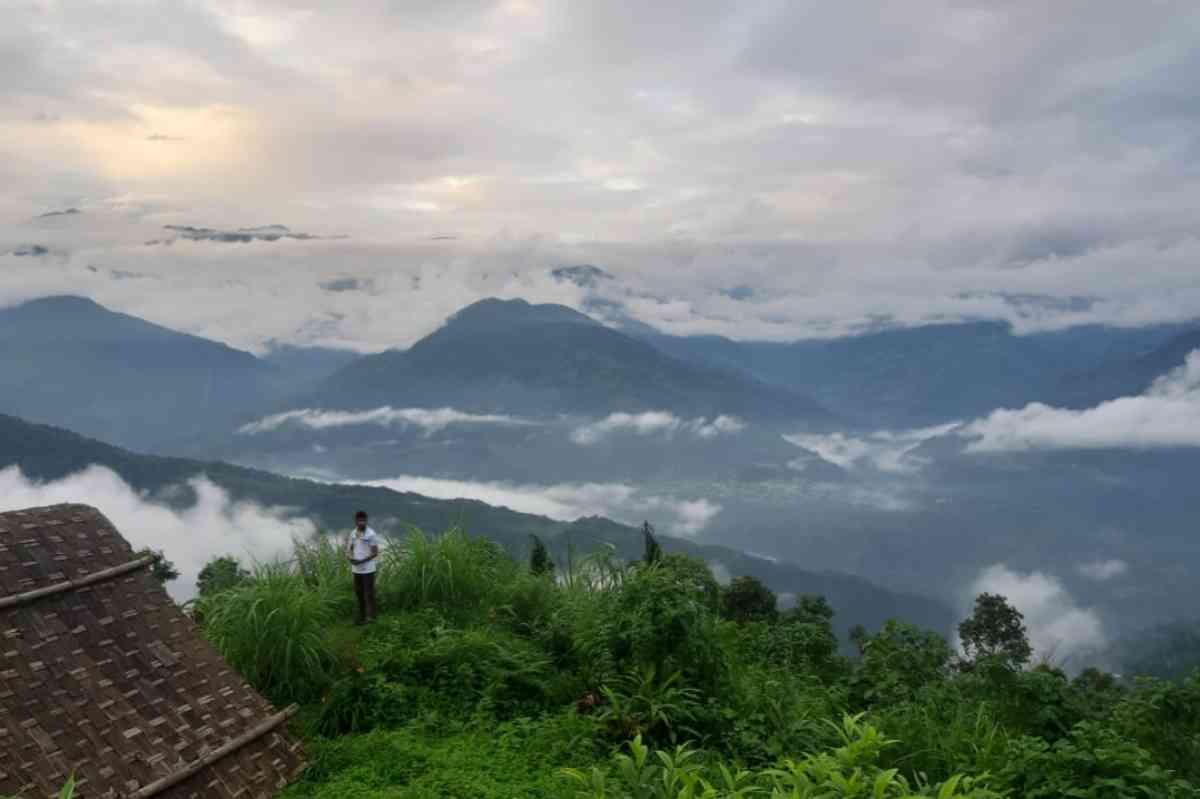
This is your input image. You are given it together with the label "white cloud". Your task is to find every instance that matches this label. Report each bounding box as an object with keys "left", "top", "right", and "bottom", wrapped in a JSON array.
[
  {"left": 963, "top": 351, "right": 1200, "bottom": 452},
  {"left": 784, "top": 422, "right": 960, "bottom": 472},
  {"left": 1077, "top": 559, "right": 1129, "bottom": 581},
  {"left": 239, "top": 405, "right": 534, "bottom": 434},
  {"left": 966, "top": 563, "right": 1106, "bottom": 664},
  {"left": 570, "top": 411, "right": 746, "bottom": 445},
  {"left": 359, "top": 474, "right": 720, "bottom": 537},
  {"left": 0, "top": 465, "right": 313, "bottom": 602},
  {"left": 708, "top": 561, "right": 732, "bottom": 586}
]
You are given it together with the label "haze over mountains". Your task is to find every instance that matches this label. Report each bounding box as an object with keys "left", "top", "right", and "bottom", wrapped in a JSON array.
[{"left": 2, "top": 291, "right": 1199, "bottom": 661}]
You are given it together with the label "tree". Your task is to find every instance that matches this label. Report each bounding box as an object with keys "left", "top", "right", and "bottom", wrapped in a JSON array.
[
  {"left": 849, "top": 624, "right": 870, "bottom": 657},
  {"left": 641, "top": 521, "right": 662, "bottom": 565},
  {"left": 959, "top": 592, "right": 1033, "bottom": 668},
  {"left": 135, "top": 547, "right": 179, "bottom": 584},
  {"left": 851, "top": 620, "right": 952, "bottom": 706},
  {"left": 720, "top": 575, "right": 778, "bottom": 623},
  {"left": 529, "top": 535, "right": 555, "bottom": 576},
  {"left": 196, "top": 555, "right": 249, "bottom": 597},
  {"left": 786, "top": 594, "right": 835, "bottom": 627}
]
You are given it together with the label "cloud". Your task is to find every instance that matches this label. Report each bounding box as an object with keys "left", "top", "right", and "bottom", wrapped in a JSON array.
[
  {"left": 239, "top": 406, "right": 534, "bottom": 435},
  {"left": 570, "top": 411, "right": 746, "bottom": 445},
  {"left": 1077, "top": 559, "right": 1129, "bottom": 581},
  {"left": 708, "top": 561, "right": 732, "bottom": 586},
  {"left": 145, "top": 133, "right": 186, "bottom": 142},
  {"left": 359, "top": 474, "right": 721, "bottom": 537},
  {"left": 785, "top": 422, "right": 960, "bottom": 472},
  {"left": 319, "top": 277, "right": 373, "bottom": 293},
  {"left": 9, "top": 245, "right": 49, "bottom": 257},
  {"left": 963, "top": 351, "right": 1200, "bottom": 452},
  {"left": 35, "top": 208, "right": 81, "bottom": 218},
  {"left": 966, "top": 563, "right": 1106, "bottom": 664},
  {"left": 151, "top": 224, "right": 345, "bottom": 245},
  {"left": 4, "top": 3, "right": 1200, "bottom": 350},
  {"left": 0, "top": 465, "right": 313, "bottom": 602}
]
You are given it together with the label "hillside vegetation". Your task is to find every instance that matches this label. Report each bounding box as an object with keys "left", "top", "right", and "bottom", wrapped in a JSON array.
[{"left": 189, "top": 527, "right": 1200, "bottom": 798}]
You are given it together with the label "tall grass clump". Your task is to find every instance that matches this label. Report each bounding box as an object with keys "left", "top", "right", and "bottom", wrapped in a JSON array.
[
  {"left": 197, "top": 560, "right": 336, "bottom": 705},
  {"left": 380, "top": 526, "right": 515, "bottom": 619}
]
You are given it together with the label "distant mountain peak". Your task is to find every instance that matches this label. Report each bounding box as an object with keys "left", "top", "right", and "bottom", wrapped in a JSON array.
[
  {"left": 441, "top": 297, "right": 600, "bottom": 334},
  {"left": 15, "top": 294, "right": 104, "bottom": 312},
  {"left": 550, "top": 264, "right": 612, "bottom": 288}
]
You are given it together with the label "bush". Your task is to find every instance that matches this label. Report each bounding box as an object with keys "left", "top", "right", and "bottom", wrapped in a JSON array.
[
  {"left": 196, "top": 562, "right": 336, "bottom": 705},
  {"left": 850, "top": 620, "right": 952, "bottom": 708},
  {"left": 1000, "top": 721, "right": 1200, "bottom": 799},
  {"left": 564, "top": 714, "right": 1003, "bottom": 798},
  {"left": 1111, "top": 673, "right": 1200, "bottom": 783},
  {"left": 380, "top": 527, "right": 517, "bottom": 621}
]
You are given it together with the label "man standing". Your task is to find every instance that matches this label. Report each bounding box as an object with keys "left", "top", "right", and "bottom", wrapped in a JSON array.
[{"left": 347, "top": 510, "right": 379, "bottom": 624}]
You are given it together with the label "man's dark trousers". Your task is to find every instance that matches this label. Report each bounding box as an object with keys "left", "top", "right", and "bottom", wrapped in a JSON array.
[{"left": 354, "top": 572, "right": 377, "bottom": 623}]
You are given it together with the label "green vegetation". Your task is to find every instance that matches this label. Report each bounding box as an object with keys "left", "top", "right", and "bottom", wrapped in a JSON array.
[{"left": 186, "top": 529, "right": 1200, "bottom": 799}]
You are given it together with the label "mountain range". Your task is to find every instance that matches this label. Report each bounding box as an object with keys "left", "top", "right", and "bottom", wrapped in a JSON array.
[{"left": 0, "top": 412, "right": 952, "bottom": 639}]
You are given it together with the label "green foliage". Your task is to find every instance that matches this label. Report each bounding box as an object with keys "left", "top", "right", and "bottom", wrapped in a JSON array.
[
  {"left": 643, "top": 521, "right": 663, "bottom": 565},
  {"left": 851, "top": 621, "right": 952, "bottom": 708},
  {"left": 529, "top": 534, "right": 555, "bottom": 576},
  {"left": 185, "top": 529, "right": 1200, "bottom": 799},
  {"left": 720, "top": 575, "right": 778, "bottom": 624},
  {"left": 382, "top": 527, "right": 517, "bottom": 621},
  {"left": 565, "top": 715, "right": 1002, "bottom": 798},
  {"left": 286, "top": 713, "right": 602, "bottom": 799},
  {"left": 958, "top": 593, "right": 1032, "bottom": 669},
  {"left": 1111, "top": 673, "right": 1200, "bottom": 782},
  {"left": 196, "top": 561, "right": 336, "bottom": 704},
  {"left": 1000, "top": 721, "right": 1200, "bottom": 798},
  {"left": 597, "top": 666, "right": 703, "bottom": 745},
  {"left": 134, "top": 546, "right": 179, "bottom": 584},
  {"left": 196, "top": 554, "right": 250, "bottom": 597}
]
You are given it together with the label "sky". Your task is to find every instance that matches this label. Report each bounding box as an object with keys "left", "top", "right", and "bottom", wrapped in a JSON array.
[{"left": 3, "top": 1, "right": 1200, "bottom": 352}]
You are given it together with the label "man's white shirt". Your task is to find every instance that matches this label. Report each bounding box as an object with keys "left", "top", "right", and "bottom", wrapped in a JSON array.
[{"left": 350, "top": 527, "right": 379, "bottom": 575}]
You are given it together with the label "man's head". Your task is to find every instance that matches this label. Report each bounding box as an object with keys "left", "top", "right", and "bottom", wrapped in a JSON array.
[{"left": 355, "top": 510, "right": 368, "bottom": 530}]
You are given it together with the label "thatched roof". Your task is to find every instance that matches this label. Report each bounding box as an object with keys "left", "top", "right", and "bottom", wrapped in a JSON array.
[{"left": 0, "top": 504, "right": 305, "bottom": 799}]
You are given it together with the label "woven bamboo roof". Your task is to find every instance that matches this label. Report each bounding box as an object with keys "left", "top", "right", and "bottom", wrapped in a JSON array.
[{"left": 0, "top": 504, "right": 305, "bottom": 799}]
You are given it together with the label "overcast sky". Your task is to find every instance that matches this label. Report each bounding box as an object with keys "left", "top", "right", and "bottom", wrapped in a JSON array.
[{"left": 3, "top": 1, "right": 1199, "bottom": 352}]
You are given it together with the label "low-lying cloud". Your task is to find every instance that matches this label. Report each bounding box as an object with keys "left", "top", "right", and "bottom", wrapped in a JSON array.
[
  {"left": 239, "top": 406, "right": 534, "bottom": 435},
  {"left": 360, "top": 474, "right": 721, "bottom": 537},
  {"left": 570, "top": 411, "right": 746, "bottom": 446},
  {"left": 964, "top": 351, "right": 1200, "bottom": 452},
  {"left": 967, "top": 563, "right": 1106, "bottom": 665},
  {"left": 785, "top": 423, "right": 959, "bottom": 473},
  {"left": 0, "top": 465, "right": 313, "bottom": 602}
]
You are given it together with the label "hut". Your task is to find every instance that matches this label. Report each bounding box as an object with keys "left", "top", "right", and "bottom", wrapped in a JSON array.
[{"left": 0, "top": 504, "right": 305, "bottom": 798}]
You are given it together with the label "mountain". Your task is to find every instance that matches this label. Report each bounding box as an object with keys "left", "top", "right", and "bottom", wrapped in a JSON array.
[
  {"left": 638, "top": 320, "right": 1194, "bottom": 427},
  {"left": 0, "top": 412, "right": 953, "bottom": 638},
  {"left": 300, "top": 298, "right": 836, "bottom": 424},
  {"left": 1051, "top": 326, "right": 1200, "bottom": 408},
  {"left": 0, "top": 296, "right": 287, "bottom": 451}
]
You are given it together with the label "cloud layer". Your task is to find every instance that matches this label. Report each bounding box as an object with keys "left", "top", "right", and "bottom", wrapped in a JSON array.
[
  {"left": 967, "top": 563, "right": 1106, "bottom": 664},
  {"left": 239, "top": 406, "right": 534, "bottom": 434},
  {"left": 4, "top": 2, "right": 1200, "bottom": 350},
  {"left": 0, "top": 465, "right": 313, "bottom": 602},
  {"left": 361, "top": 474, "right": 721, "bottom": 536},
  {"left": 570, "top": 411, "right": 746, "bottom": 445},
  {"left": 964, "top": 351, "right": 1200, "bottom": 452}
]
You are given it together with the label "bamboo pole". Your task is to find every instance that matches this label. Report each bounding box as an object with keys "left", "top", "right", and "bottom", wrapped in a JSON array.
[
  {"left": 0, "top": 555, "right": 155, "bottom": 610},
  {"left": 127, "top": 705, "right": 299, "bottom": 799}
]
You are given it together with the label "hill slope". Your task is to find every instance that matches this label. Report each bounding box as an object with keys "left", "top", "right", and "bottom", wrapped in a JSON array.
[
  {"left": 302, "top": 298, "right": 836, "bottom": 424},
  {"left": 0, "top": 296, "right": 282, "bottom": 450},
  {"left": 0, "top": 412, "right": 952, "bottom": 637}
]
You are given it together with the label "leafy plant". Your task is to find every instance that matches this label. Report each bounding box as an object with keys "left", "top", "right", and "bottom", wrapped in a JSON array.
[
  {"left": 598, "top": 666, "right": 703, "bottom": 745},
  {"left": 196, "top": 561, "right": 336, "bottom": 704}
]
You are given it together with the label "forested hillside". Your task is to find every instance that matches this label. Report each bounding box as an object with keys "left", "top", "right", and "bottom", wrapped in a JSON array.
[{"left": 177, "top": 529, "right": 1200, "bottom": 798}]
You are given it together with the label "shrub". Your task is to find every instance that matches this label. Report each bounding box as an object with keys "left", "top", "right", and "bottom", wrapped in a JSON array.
[
  {"left": 596, "top": 665, "right": 703, "bottom": 745},
  {"left": 564, "top": 715, "right": 1003, "bottom": 798},
  {"left": 196, "top": 562, "right": 336, "bottom": 704},
  {"left": 1111, "top": 672, "right": 1200, "bottom": 783},
  {"left": 850, "top": 620, "right": 952, "bottom": 708},
  {"left": 999, "top": 721, "right": 1200, "bottom": 799},
  {"left": 381, "top": 527, "right": 517, "bottom": 620}
]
